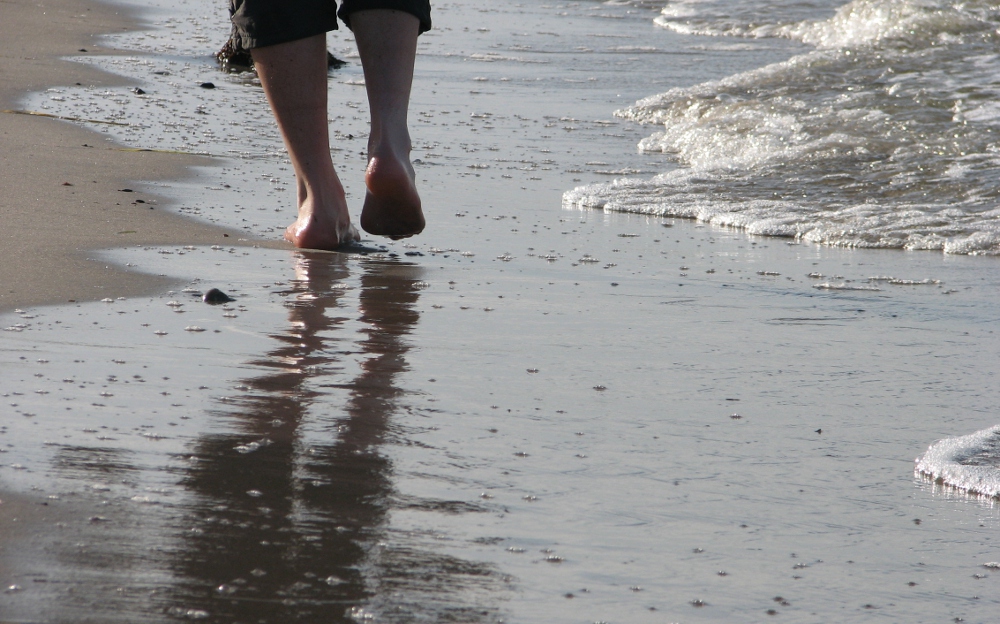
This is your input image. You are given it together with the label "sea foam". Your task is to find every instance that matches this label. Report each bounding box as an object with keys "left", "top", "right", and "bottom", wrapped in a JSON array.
[
  {"left": 566, "top": 0, "right": 1000, "bottom": 254},
  {"left": 915, "top": 426, "right": 1000, "bottom": 498}
]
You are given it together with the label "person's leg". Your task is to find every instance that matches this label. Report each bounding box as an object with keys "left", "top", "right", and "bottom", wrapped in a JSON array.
[
  {"left": 252, "top": 34, "right": 360, "bottom": 249},
  {"left": 351, "top": 9, "right": 425, "bottom": 239}
]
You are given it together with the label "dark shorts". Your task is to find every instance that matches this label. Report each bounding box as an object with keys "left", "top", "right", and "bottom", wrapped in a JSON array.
[{"left": 230, "top": 0, "right": 431, "bottom": 50}]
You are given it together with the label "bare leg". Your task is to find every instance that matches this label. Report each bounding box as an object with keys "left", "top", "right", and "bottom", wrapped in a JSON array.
[
  {"left": 252, "top": 35, "right": 359, "bottom": 250},
  {"left": 352, "top": 10, "right": 425, "bottom": 239}
]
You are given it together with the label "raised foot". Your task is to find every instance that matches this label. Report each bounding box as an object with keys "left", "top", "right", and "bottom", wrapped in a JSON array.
[
  {"left": 284, "top": 216, "right": 360, "bottom": 251},
  {"left": 360, "top": 154, "right": 424, "bottom": 240}
]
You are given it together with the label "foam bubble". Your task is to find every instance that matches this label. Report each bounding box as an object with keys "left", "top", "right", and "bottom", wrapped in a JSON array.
[{"left": 916, "top": 425, "right": 1000, "bottom": 498}]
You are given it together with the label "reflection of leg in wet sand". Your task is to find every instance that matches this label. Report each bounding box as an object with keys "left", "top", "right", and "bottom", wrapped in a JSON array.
[
  {"left": 244, "top": 4, "right": 428, "bottom": 249},
  {"left": 174, "top": 254, "right": 415, "bottom": 620},
  {"left": 171, "top": 255, "right": 501, "bottom": 622}
]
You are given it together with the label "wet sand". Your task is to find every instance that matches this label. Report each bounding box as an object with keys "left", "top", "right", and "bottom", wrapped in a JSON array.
[
  {"left": 2, "top": 1, "right": 1000, "bottom": 622},
  {"left": 0, "top": 0, "right": 248, "bottom": 313}
]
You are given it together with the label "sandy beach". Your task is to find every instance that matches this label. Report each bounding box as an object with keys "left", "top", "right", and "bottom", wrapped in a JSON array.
[
  {"left": 1, "top": 0, "right": 1000, "bottom": 622},
  {"left": 0, "top": 0, "right": 249, "bottom": 313}
]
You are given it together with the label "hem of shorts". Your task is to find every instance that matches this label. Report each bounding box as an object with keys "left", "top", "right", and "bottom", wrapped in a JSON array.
[
  {"left": 338, "top": 1, "right": 432, "bottom": 34},
  {"left": 233, "top": 21, "right": 340, "bottom": 51}
]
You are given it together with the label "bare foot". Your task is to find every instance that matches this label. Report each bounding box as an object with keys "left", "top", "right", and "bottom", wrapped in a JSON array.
[
  {"left": 284, "top": 188, "right": 361, "bottom": 250},
  {"left": 360, "top": 148, "right": 425, "bottom": 239}
]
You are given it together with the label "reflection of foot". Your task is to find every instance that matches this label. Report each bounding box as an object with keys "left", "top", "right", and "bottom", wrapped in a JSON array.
[
  {"left": 360, "top": 148, "right": 425, "bottom": 240},
  {"left": 284, "top": 193, "right": 361, "bottom": 250}
]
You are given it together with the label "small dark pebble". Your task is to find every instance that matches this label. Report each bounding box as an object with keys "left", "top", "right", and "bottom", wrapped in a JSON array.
[
  {"left": 200, "top": 82, "right": 216, "bottom": 89},
  {"left": 78, "top": 48, "right": 87, "bottom": 52},
  {"left": 405, "top": 251, "right": 424, "bottom": 256},
  {"left": 153, "top": 71, "right": 170, "bottom": 76},
  {"left": 133, "top": 87, "right": 146, "bottom": 95},
  {"left": 203, "top": 288, "right": 235, "bottom": 304},
  {"left": 119, "top": 188, "right": 133, "bottom": 193},
  {"left": 134, "top": 199, "right": 145, "bottom": 204}
]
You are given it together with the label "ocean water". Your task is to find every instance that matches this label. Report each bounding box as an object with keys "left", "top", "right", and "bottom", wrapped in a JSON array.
[
  {"left": 5, "top": 0, "right": 1000, "bottom": 622},
  {"left": 566, "top": 0, "right": 1000, "bottom": 254}
]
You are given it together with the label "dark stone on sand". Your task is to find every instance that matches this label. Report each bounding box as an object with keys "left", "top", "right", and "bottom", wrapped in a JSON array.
[
  {"left": 216, "top": 37, "right": 347, "bottom": 74},
  {"left": 199, "top": 82, "right": 216, "bottom": 89},
  {"left": 132, "top": 87, "right": 146, "bottom": 95},
  {"left": 203, "top": 288, "right": 235, "bottom": 304},
  {"left": 404, "top": 251, "right": 424, "bottom": 256}
]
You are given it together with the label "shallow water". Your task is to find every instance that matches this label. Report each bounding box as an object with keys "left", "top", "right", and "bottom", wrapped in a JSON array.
[
  {"left": 567, "top": 0, "right": 1000, "bottom": 254},
  {"left": 4, "top": 0, "right": 1000, "bottom": 622}
]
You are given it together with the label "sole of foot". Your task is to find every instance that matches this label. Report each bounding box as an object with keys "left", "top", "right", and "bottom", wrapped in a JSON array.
[{"left": 360, "top": 155, "right": 425, "bottom": 239}]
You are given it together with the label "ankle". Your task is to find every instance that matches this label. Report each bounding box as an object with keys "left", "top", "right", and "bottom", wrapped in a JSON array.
[{"left": 367, "top": 126, "right": 411, "bottom": 160}]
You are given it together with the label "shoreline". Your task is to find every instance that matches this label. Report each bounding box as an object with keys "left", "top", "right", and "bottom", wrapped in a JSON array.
[
  {"left": 1, "top": 1, "right": 999, "bottom": 621},
  {"left": 0, "top": 0, "right": 252, "bottom": 313}
]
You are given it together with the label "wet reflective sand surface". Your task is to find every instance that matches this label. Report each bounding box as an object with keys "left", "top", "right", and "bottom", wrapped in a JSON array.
[
  {"left": 1, "top": 250, "right": 510, "bottom": 622},
  {"left": 3, "top": 0, "right": 1000, "bottom": 622},
  {"left": 2, "top": 236, "right": 999, "bottom": 623}
]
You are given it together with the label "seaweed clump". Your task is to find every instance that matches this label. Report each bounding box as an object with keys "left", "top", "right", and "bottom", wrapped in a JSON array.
[{"left": 217, "top": 38, "right": 348, "bottom": 74}]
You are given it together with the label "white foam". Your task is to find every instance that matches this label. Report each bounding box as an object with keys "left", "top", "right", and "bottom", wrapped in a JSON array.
[
  {"left": 563, "top": 174, "right": 1000, "bottom": 253},
  {"left": 916, "top": 425, "right": 1000, "bottom": 498},
  {"left": 655, "top": 0, "right": 993, "bottom": 50},
  {"left": 567, "top": 0, "right": 1000, "bottom": 255},
  {"left": 775, "top": 0, "right": 989, "bottom": 50}
]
